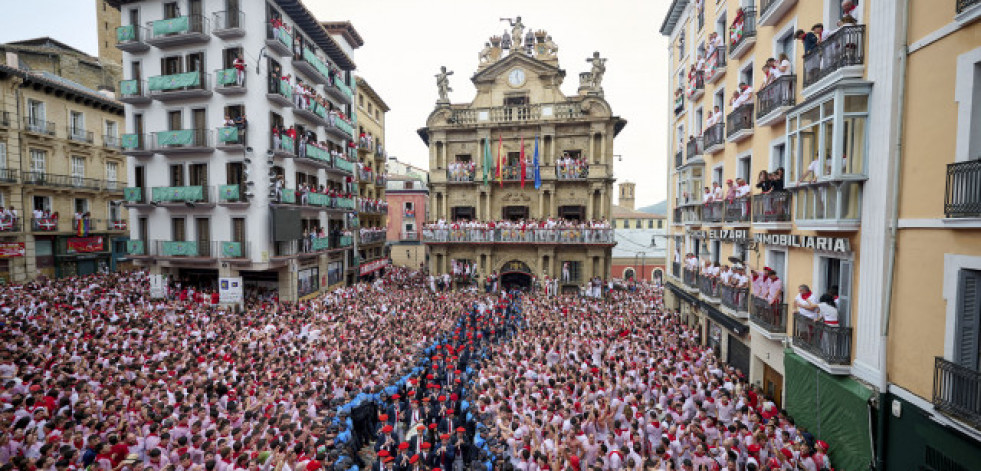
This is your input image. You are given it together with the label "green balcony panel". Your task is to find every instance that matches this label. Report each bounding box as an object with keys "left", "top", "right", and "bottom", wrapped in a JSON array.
[
  {"left": 153, "top": 16, "right": 190, "bottom": 36},
  {"left": 149, "top": 71, "right": 200, "bottom": 91},
  {"left": 218, "top": 184, "right": 240, "bottom": 200},
  {"left": 117, "top": 25, "right": 136, "bottom": 41},
  {"left": 220, "top": 241, "right": 242, "bottom": 257},
  {"left": 161, "top": 241, "right": 198, "bottom": 256},
  {"left": 216, "top": 69, "right": 238, "bottom": 86},
  {"left": 217, "top": 127, "right": 239, "bottom": 143},
  {"left": 124, "top": 187, "right": 143, "bottom": 202},
  {"left": 156, "top": 129, "right": 195, "bottom": 146},
  {"left": 152, "top": 186, "right": 204, "bottom": 202},
  {"left": 281, "top": 189, "right": 297, "bottom": 204},
  {"left": 126, "top": 240, "right": 145, "bottom": 255},
  {"left": 121, "top": 134, "right": 141, "bottom": 149}
]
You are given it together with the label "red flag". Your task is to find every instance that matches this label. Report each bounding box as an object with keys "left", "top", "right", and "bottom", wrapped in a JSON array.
[
  {"left": 496, "top": 135, "right": 503, "bottom": 188},
  {"left": 520, "top": 136, "right": 526, "bottom": 189}
]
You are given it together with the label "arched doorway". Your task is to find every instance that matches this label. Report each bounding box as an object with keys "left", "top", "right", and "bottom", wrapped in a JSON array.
[
  {"left": 500, "top": 260, "right": 533, "bottom": 291},
  {"left": 653, "top": 269, "right": 663, "bottom": 283},
  {"left": 623, "top": 268, "right": 636, "bottom": 280}
]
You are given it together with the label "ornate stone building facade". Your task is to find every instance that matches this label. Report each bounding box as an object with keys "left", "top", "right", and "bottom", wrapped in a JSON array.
[{"left": 419, "top": 21, "right": 625, "bottom": 289}]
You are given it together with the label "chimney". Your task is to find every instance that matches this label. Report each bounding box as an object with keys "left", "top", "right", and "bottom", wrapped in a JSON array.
[
  {"left": 5, "top": 52, "right": 18, "bottom": 68},
  {"left": 619, "top": 182, "right": 636, "bottom": 211}
]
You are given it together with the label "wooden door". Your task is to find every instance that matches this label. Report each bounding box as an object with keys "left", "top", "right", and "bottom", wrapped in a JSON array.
[{"left": 763, "top": 363, "right": 784, "bottom": 408}]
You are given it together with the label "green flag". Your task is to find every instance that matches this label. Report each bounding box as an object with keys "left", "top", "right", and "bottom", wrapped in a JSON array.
[{"left": 483, "top": 137, "right": 492, "bottom": 185}]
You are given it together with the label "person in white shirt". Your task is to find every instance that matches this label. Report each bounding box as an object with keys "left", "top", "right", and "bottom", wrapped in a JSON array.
[
  {"left": 702, "top": 187, "right": 713, "bottom": 204},
  {"left": 794, "top": 285, "right": 819, "bottom": 320},
  {"left": 712, "top": 106, "right": 723, "bottom": 124},
  {"left": 816, "top": 293, "right": 839, "bottom": 326},
  {"left": 798, "top": 156, "right": 822, "bottom": 184}
]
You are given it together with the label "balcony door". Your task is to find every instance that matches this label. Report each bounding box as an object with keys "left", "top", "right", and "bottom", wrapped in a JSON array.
[
  {"left": 172, "top": 217, "right": 186, "bottom": 241},
  {"left": 188, "top": 0, "right": 203, "bottom": 31},
  {"left": 28, "top": 100, "right": 45, "bottom": 126},
  {"left": 451, "top": 206, "right": 475, "bottom": 221},
  {"left": 232, "top": 217, "right": 245, "bottom": 244},
  {"left": 195, "top": 217, "right": 210, "bottom": 249},
  {"left": 189, "top": 163, "right": 208, "bottom": 187},
  {"left": 135, "top": 166, "right": 146, "bottom": 188},
  {"left": 191, "top": 109, "right": 206, "bottom": 144},
  {"left": 502, "top": 206, "right": 528, "bottom": 221},
  {"left": 558, "top": 205, "right": 585, "bottom": 222},
  {"left": 161, "top": 56, "right": 182, "bottom": 75},
  {"left": 186, "top": 52, "right": 204, "bottom": 74}
]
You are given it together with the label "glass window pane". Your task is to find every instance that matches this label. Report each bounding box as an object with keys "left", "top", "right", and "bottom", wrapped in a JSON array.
[
  {"left": 842, "top": 181, "right": 861, "bottom": 219},
  {"left": 824, "top": 185, "right": 837, "bottom": 219},
  {"left": 822, "top": 120, "right": 834, "bottom": 178},
  {"left": 800, "top": 129, "right": 818, "bottom": 183},
  {"left": 843, "top": 115, "right": 866, "bottom": 175},
  {"left": 844, "top": 95, "right": 868, "bottom": 113},
  {"left": 801, "top": 106, "right": 820, "bottom": 127},
  {"left": 822, "top": 100, "right": 834, "bottom": 118},
  {"left": 787, "top": 134, "right": 798, "bottom": 181}
]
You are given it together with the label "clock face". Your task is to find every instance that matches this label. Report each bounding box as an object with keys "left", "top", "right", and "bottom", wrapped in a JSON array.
[{"left": 508, "top": 68, "right": 526, "bottom": 87}]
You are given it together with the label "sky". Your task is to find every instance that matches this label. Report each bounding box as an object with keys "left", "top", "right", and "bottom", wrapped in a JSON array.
[{"left": 0, "top": 0, "right": 672, "bottom": 207}]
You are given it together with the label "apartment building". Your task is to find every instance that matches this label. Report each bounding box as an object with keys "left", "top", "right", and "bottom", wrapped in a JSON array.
[
  {"left": 661, "top": 0, "right": 981, "bottom": 468},
  {"left": 386, "top": 172, "right": 428, "bottom": 270},
  {"left": 109, "top": 0, "right": 360, "bottom": 300},
  {"left": 353, "top": 75, "right": 390, "bottom": 280}
]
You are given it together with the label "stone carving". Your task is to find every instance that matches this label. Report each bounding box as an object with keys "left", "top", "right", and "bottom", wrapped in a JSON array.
[
  {"left": 501, "top": 16, "right": 525, "bottom": 50},
  {"left": 502, "top": 192, "right": 531, "bottom": 202},
  {"left": 500, "top": 30, "right": 512, "bottom": 52},
  {"left": 585, "top": 51, "right": 607, "bottom": 92},
  {"left": 435, "top": 66, "right": 453, "bottom": 104}
]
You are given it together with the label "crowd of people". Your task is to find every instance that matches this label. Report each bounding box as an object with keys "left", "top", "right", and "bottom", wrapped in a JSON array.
[
  {"left": 359, "top": 227, "right": 387, "bottom": 245},
  {"left": 448, "top": 162, "right": 476, "bottom": 183},
  {"left": 273, "top": 176, "right": 356, "bottom": 207},
  {"left": 422, "top": 219, "right": 614, "bottom": 244},
  {"left": 358, "top": 199, "right": 389, "bottom": 215},
  {"left": 555, "top": 154, "right": 588, "bottom": 180}
]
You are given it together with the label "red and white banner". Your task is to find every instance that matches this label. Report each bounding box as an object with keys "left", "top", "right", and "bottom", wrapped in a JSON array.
[
  {"left": 359, "top": 259, "right": 389, "bottom": 276},
  {"left": 0, "top": 242, "right": 26, "bottom": 258}
]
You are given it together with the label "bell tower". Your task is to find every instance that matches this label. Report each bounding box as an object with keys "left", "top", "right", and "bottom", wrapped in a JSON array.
[{"left": 619, "top": 182, "right": 635, "bottom": 210}]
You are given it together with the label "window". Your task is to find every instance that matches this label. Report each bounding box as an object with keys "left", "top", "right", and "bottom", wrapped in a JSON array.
[
  {"left": 172, "top": 217, "right": 186, "bottom": 241},
  {"left": 635, "top": 219, "right": 642, "bottom": 229},
  {"left": 30, "top": 149, "right": 46, "bottom": 174},
  {"left": 563, "top": 261, "right": 583, "bottom": 283},
  {"left": 404, "top": 202, "right": 414, "bottom": 211},
  {"left": 954, "top": 269, "right": 981, "bottom": 370},
  {"left": 71, "top": 156, "right": 85, "bottom": 178},
  {"left": 677, "top": 166, "right": 704, "bottom": 206},
  {"left": 27, "top": 100, "right": 45, "bottom": 129},
  {"left": 817, "top": 256, "right": 853, "bottom": 326},
  {"left": 70, "top": 111, "right": 85, "bottom": 135},
  {"left": 648, "top": 220, "right": 654, "bottom": 229},
  {"left": 108, "top": 201, "right": 120, "bottom": 222},
  {"left": 766, "top": 249, "right": 787, "bottom": 299},
  {"left": 739, "top": 62, "right": 754, "bottom": 88},
  {"left": 33, "top": 196, "right": 51, "bottom": 212},
  {"left": 794, "top": 181, "right": 862, "bottom": 223},
  {"left": 712, "top": 165, "right": 724, "bottom": 185},
  {"left": 738, "top": 155, "right": 751, "bottom": 182},
  {"left": 74, "top": 198, "right": 89, "bottom": 214},
  {"left": 786, "top": 91, "right": 869, "bottom": 183},
  {"left": 106, "top": 120, "right": 118, "bottom": 139},
  {"left": 106, "top": 162, "right": 119, "bottom": 186},
  {"left": 0, "top": 142, "right": 6, "bottom": 169},
  {"left": 771, "top": 142, "right": 786, "bottom": 172}
]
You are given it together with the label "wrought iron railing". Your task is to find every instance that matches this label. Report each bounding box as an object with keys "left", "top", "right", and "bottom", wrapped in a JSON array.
[
  {"left": 22, "top": 171, "right": 101, "bottom": 190},
  {"left": 67, "top": 127, "right": 94, "bottom": 144},
  {"left": 422, "top": 228, "right": 614, "bottom": 244},
  {"left": 729, "top": 7, "right": 757, "bottom": 52},
  {"left": 0, "top": 217, "right": 21, "bottom": 233},
  {"left": 704, "top": 122, "right": 725, "bottom": 150},
  {"left": 750, "top": 296, "right": 788, "bottom": 334},
  {"left": 792, "top": 313, "right": 852, "bottom": 365},
  {"left": 703, "top": 201, "right": 724, "bottom": 223},
  {"left": 705, "top": 46, "right": 727, "bottom": 82},
  {"left": 752, "top": 191, "right": 792, "bottom": 223},
  {"left": 802, "top": 25, "right": 866, "bottom": 89},
  {"left": 726, "top": 104, "right": 755, "bottom": 138},
  {"left": 31, "top": 218, "right": 60, "bottom": 232},
  {"left": 360, "top": 231, "right": 387, "bottom": 245},
  {"left": 23, "top": 118, "right": 55, "bottom": 136},
  {"left": 147, "top": 14, "right": 208, "bottom": 40},
  {"left": 686, "top": 136, "right": 703, "bottom": 161},
  {"left": 447, "top": 166, "right": 475, "bottom": 182},
  {"left": 115, "top": 24, "right": 148, "bottom": 46},
  {"left": 674, "top": 94, "right": 685, "bottom": 115},
  {"left": 119, "top": 79, "right": 148, "bottom": 101},
  {"left": 933, "top": 356, "right": 981, "bottom": 428},
  {"left": 148, "top": 71, "right": 210, "bottom": 95},
  {"left": 724, "top": 196, "right": 751, "bottom": 223},
  {"left": 683, "top": 268, "right": 698, "bottom": 288},
  {"left": 0, "top": 168, "right": 17, "bottom": 183},
  {"left": 760, "top": 0, "right": 782, "bottom": 20},
  {"left": 153, "top": 129, "right": 213, "bottom": 150},
  {"left": 757, "top": 75, "right": 797, "bottom": 118},
  {"left": 400, "top": 230, "right": 419, "bottom": 241},
  {"left": 675, "top": 150, "right": 683, "bottom": 169},
  {"left": 555, "top": 162, "right": 589, "bottom": 179},
  {"left": 212, "top": 10, "right": 244, "bottom": 32},
  {"left": 720, "top": 284, "right": 749, "bottom": 312},
  {"left": 121, "top": 134, "right": 152, "bottom": 153},
  {"left": 958, "top": 0, "right": 981, "bottom": 13},
  {"left": 944, "top": 160, "right": 981, "bottom": 218},
  {"left": 104, "top": 135, "right": 121, "bottom": 149},
  {"left": 698, "top": 273, "right": 719, "bottom": 298}
]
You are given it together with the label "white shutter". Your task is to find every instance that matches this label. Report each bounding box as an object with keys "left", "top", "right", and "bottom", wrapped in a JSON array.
[{"left": 0, "top": 143, "right": 6, "bottom": 169}]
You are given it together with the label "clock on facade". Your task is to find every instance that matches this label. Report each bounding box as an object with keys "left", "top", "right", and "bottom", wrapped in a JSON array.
[{"left": 508, "top": 68, "right": 526, "bottom": 87}]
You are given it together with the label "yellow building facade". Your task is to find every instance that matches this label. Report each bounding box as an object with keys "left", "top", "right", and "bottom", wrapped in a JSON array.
[
  {"left": 420, "top": 22, "right": 624, "bottom": 289},
  {"left": 354, "top": 76, "right": 389, "bottom": 276},
  {"left": 662, "top": 0, "right": 981, "bottom": 467},
  {"left": 0, "top": 64, "right": 128, "bottom": 282}
]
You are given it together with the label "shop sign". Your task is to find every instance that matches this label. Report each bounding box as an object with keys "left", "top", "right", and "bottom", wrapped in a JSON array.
[
  {"left": 0, "top": 242, "right": 25, "bottom": 258},
  {"left": 754, "top": 233, "right": 850, "bottom": 253}
]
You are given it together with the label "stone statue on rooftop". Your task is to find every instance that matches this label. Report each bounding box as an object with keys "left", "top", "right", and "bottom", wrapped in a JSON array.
[
  {"left": 502, "top": 16, "right": 525, "bottom": 49},
  {"left": 435, "top": 66, "right": 454, "bottom": 104},
  {"left": 586, "top": 51, "right": 607, "bottom": 91}
]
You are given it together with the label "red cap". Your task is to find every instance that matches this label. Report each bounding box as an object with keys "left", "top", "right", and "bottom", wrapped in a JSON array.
[
  {"left": 398, "top": 442, "right": 409, "bottom": 450},
  {"left": 377, "top": 451, "right": 389, "bottom": 458},
  {"left": 381, "top": 425, "right": 393, "bottom": 433},
  {"left": 815, "top": 440, "right": 829, "bottom": 451},
  {"left": 440, "top": 434, "right": 450, "bottom": 440},
  {"left": 456, "top": 427, "right": 466, "bottom": 433},
  {"left": 421, "top": 443, "right": 432, "bottom": 450}
]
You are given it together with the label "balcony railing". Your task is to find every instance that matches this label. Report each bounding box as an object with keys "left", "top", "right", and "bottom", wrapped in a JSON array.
[
  {"left": 151, "top": 185, "right": 212, "bottom": 204},
  {"left": 31, "top": 218, "right": 59, "bottom": 232},
  {"left": 704, "top": 122, "right": 725, "bottom": 151},
  {"left": 756, "top": 75, "right": 797, "bottom": 120},
  {"left": 933, "top": 357, "right": 981, "bottom": 428},
  {"left": 703, "top": 201, "right": 724, "bottom": 224},
  {"left": 556, "top": 161, "right": 589, "bottom": 179},
  {"left": 681, "top": 204, "right": 702, "bottom": 224},
  {"left": 121, "top": 133, "right": 152, "bottom": 154},
  {"left": 705, "top": 46, "right": 727, "bottom": 83},
  {"left": 449, "top": 103, "right": 583, "bottom": 125},
  {"left": 23, "top": 118, "right": 55, "bottom": 136},
  {"left": 115, "top": 24, "right": 149, "bottom": 50},
  {"left": 107, "top": 219, "right": 128, "bottom": 231},
  {"left": 719, "top": 284, "right": 749, "bottom": 312},
  {"left": 0, "top": 168, "right": 18, "bottom": 183},
  {"left": 698, "top": 273, "right": 719, "bottom": 298},
  {"left": 686, "top": 137, "right": 703, "bottom": 161},
  {"left": 22, "top": 172, "right": 101, "bottom": 190},
  {"left": 724, "top": 196, "right": 751, "bottom": 223},
  {"left": 752, "top": 191, "right": 792, "bottom": 223},
  {"left": 360, "top": 231, "right": 386, "bottom": 245},
  {"left": 726, "top": 104, "right": 755, "bottom": 138},
  {"left": 104, "top": 135, "right": 121, "bottom": 149},
  {"left": 119, "top": 79, "right": 150, "bottom": 102},
  {"left": 400, "top": 230, "right": 419, "bottom": 241},
  {"left": 792, "top": 313, "right": 852, "bottom": 365},
  {"left": 218, "top": 184, "right": 247, "bottom": 203},
  {"left": 675, "top": 150, "right": 683, "bottom": 169},
  {"left": 147, "top": 14, "right": 209, "bottom": 42},
  {"left": 212, "top": 10, "right": 245, "bottom": 37},
  {"left": 682, "top": 268, "right": 698, "bottom": 288},
  {"left": 686, "top": 70, "right": 704, "bottom": 99},
  {"left": 750, "top": 295, "right": 788, "bottom": 334},
  {"left": 802, "top": 25, "right": 866, "bottom": 89},
  {"left": 148, "top": 71, "right": 209, "bottom": 96},
  {"left": 216, "top": 126, "right": 246, "bottom": 147},
  {"left": 123, "top": 187, "right": 149, "bottom": 204},
  {"left": 958, "top": 0, "right": 981, "bottom": 13},
  {"left": 0, "top": 217, "right": 21, "bottom": 233},
  {"left": 422, "top": 228, "right": 614, "bottom": 244},
  {"left": 944, "top": 160, "right": 981, "bottom": 218},
  {"left": 157, "top": 240, "right": 214, "bottom": 258},
  {"left": 215, "top": 68, "right": 246, "bottom": 91},
  {"left": 674, "top": 94, "right": 685, "bottom": 115},
  {"left": 153, "top": 129, "right": 213, "bottom": 151},
  {"left": 729, "top": 7, "right": 757, "bottom": 54},
  {"left": 67, "top": 127, "right": 94, "bottom": 145}
]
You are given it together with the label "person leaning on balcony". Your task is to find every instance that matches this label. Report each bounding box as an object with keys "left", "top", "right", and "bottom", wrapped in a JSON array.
[
  {"left": 815, "top": 293, "right": 840, "bottom": 328},
  {"left": 755, "top": 170, "right": 774, "bottom": 195},
  {"left": 795, "top": 27, "right": 820, "bottom": 56},
  {"left": 724, "top": 179, "right": 737, "bottom": 203},
  {"left": 765, "top": 268, "right": 783, "bottom": 305},
  {"left": 233, "top": 54, "right": 246, "bottom": 86},
  {"left": 712, "top": 181, "right": 724, "bottom": 202},
  {"left": 794, "top": 285, "right": 819, "bottom": 319},
  {"left": 777, "top": 53, "right": 792, "bottom": 77}
]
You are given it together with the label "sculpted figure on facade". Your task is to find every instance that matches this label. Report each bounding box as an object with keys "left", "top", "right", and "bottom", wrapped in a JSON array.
[{"left": 435, "top": 66, "right": 454, "bottom": 104}]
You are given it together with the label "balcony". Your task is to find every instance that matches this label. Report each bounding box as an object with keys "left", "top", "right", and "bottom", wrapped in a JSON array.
[
  {"left": 118, "top": 80, "right": 151, "bottom": 104},
  {"left": 31, "top": 218, "right": 60, "bottom": 232},
  {"left": 686, "top": 70, "right": 705, "bottom": 101},
  {"left": 22, "top": 172, "right": 101, "bottom": 191},
  {"left": 329, "top": 80, "right": 354, "bottom": 105},
  {"left": 674, "top": 94, "right": 685, "bottom": 116},
  {"left": 752, "top": 191, "right": 792, "bottom": 228},
  {"left": 212, "top": 10, "right": 245, "bottom": 39},
  {"left": 703, "top": 201, "right": 724, "bottom": 225},
  {"left": 270, "top": 134, "right": 296, "bottom": 158},
  {"left": 293, "top": 47, "right": 331, "bottom": 85},
  {"left": 153, "top": 129, "right": 214, "bottom": 154},
  {"left": 216, "top": 127, "right": 246, "bottom": 151},
  {"left": 104, "top": 135, "right": 121, "bottom": 150},
  {"left": 123, "top": 187, "right": 149, "bottom": 205},
  {"left": 802, "top": 25, "right": 866, "bottom": 96},
  {"left": 375, "top": 175, "right": 387, "bottom": 187},
  {"left": 759, "top": 0, "right": 797, "bottom": 26},
  {"left": 126, "top": 239, "right": 148, "bottom": 256},
  {"left": 265, "top": 24, "right": 293, "bottom": 57},
  {"left": 680, "top": 203, "right": 702, "bottom": 225},
  {"left": 294, "top": 101, "right": 329, "bottom": 127},
  {"left": 790, "top": 181, "right": 863, "bottom": 231},
  {"left": 217, "top": 184, "right": 249, "bottom": 207},
  {"left": 400, "top": 230, "right": 420, "bottom": 241},
  {"left": 339, "top": 235, "right": 354, "bottom": 248},
  {"left": 750, "top": 296, "right": 788, "bottom": 339},
  {"left": 446, "top": 166, "right": 475, "bottom": 183},
  {"left": 149, "top": 71, "right": 211, "bottom": 101},
  {"left": 792, "top": 313, "right": 853, "bottom": 370},
  {"left": 933, "top": 357, "right": 981, "bottom": 429},
  {"left": 959, "top": 0, "right": 981, "bottom": 13},
  {"left": 325, "top": 118, "right": 355, "bottom": 141},
  {"left": 360, "top": 231, "right": 386, "bottom": 245},
  {"left": 422, "top": 228, "right": 615, "bottom": 245},
  {"left": 705, "top": 46, "right": 727, "bottom": 84},
  {"left": 703, "top": 122, "right": 725, "bottom": 154},
  {"left": 115, "top": 24, "right": 150, "bottom": 52},
  {"left": 726, "top": 104, "right": 755, "bottom": 143},
  {"left": 944, "top": 160, "right": 981, "bottom": 218},
  {"left": 556, "top": 161, "right": 589, "bottom": 180},
  {"left": 155, "top": 240, "right": 231, "bottom": 259},
  {"left": 330, "top": 157, "right": 355, "bottom": 176},
  {"left": 23, "top": 118, "right": 56, "bottom": 137},
  {"left": 215, "top": 68, "right": 246, "bottom": 95},
  {"left": 0, "top": 217, "right": 21, "bottom": 233},
  {"left": 686, "top": 137, "right": 703, "bottom": 164},
  {"left": 724, "top": 196, "right": 752, "bottom": 225},
  {"left": 728, "top": 7, "right": 757, "bottom": 60},
  {"left": 682, "top": 268, "right": 698, "bottom": 288},
  {"left": 671, "top": 261, "right": 681, "bottom": 279},
  {"left": 756, "top": 75, "right": 797, "bottom": 126},
  {"left": 121, "top": 134, "right": 153, "bottom": 157},
  {"left": 299, "top": 143, "right": 334, "bottom": 168},
  {"left": 719, "top": 284, "right": 749, "bottom": 315},
  {"left": 104, "top": 179, "right": 125, "bottom": 194},
  {"left": 146, "top": 15, "right": 210, "bottom": 48},
  {"left": 67, "top": 127, "right": 94, "bottom": 145},
  {"left": 0, "top": 168, "right": 18, "bottom": 184},
  {"left": 150, "top": 185, "right": 214, "bottom": 207},
  {"left": 698, "top": 273, "right": 719, "bottom": 300},
  {"left": 449, "top": 102, "right": 583, "bottom": 125},
  {"left": 107, "top": 219, "right": 128, "bottom": 231}
]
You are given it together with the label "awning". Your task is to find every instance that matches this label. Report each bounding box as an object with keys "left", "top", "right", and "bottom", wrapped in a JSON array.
[
  {"left": 667, "top": 282, "right": 699, "bottom": 305},
  {"left": 701, "top": 302, "right": 748, "bottom": 336}
]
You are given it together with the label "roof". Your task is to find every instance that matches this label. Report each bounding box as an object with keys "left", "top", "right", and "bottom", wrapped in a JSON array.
[
  {"left": 3, "top": 37, "right": 96, "bottom": 60},
  {"left": 355, "top": 76, "right": 390, "bottom": 112},
  {"left": 659, "top": 0, "right": 690, "bottom": 36},
  {"left": 322, "top": 21, "right": 365, "bottom": 48},
  {"left": 612, "top": 204, "right": 666, "bottom": 219},
  {"left": 106, "top": 0, "right": 356, "bottom": 69},
  {"left": 0, "top": 64, "right": 123, "bottom": 114}
]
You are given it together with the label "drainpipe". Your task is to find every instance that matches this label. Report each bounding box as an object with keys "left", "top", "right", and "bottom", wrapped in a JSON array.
[{"left": 877, "top": 0, "right": 910, "bottom": 469}]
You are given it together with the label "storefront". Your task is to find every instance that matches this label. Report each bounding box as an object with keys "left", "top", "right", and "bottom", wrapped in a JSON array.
[
  {"left": 298, "top": 266, "right": 319, "bottom": 299},
  {"left": 54, "top": 236, "right": 112, "bottom": 278}
]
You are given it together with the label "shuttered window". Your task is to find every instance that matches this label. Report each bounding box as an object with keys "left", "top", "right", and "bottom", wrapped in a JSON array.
[{"left": 955, "top": 269, "right": 981, "bottom": 371}]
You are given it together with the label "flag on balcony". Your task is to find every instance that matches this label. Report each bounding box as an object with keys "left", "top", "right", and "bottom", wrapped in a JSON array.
[
  {"left": 520, "top": 136, "right": 526, "bottom": 189},
  {"left": 76, "top": 218, "right": 90, "bottom": 237},
  {"left": 483, "top": 137, "right": 491, "bottom": 186},
  {"left": 496, "top": 135, "right": 503, "bottom": 187},
  {"left": 533, "top": 135, "right": 541, "bottom": 190}
]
